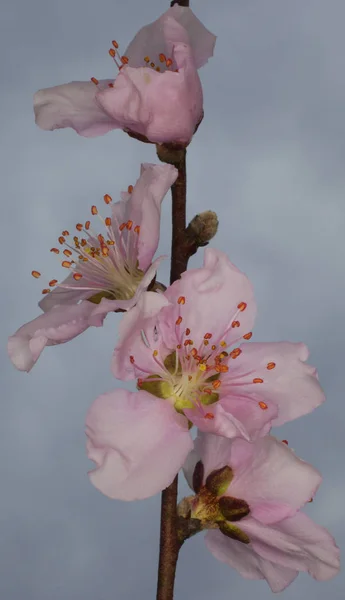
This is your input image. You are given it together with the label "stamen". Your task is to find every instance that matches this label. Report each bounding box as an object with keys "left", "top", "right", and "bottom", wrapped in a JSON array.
[
  {"left": 230, "top": 348, "right": 242, "bottom": 359},
  {"left": 258, "top": 401, "right": 268, "bottom": 410},
  {"left": 85, "top": 221, "right": 90, "bottom": 230},
  {"left": 127, "top": 185, "right": 133, "bottom": 193},
  {"left": 112, "top": 40, "right": 119, "bottom": 49},
  {"left": 109, "top": 48, "right": 116, "bottom": 58},
  {"left": 62, "top": 261, "right": 72, "bottom": 268},
  {"left": 232, "top": 320, "right": 240, "bottom": 328},
  {"left": 267, "top": 362, "right": 276, "bottom": 370},
  {"left": 243, "top": 332, "right": 252, "bottom": 340},
  {"left": 121, "top": 56, "right": 129, "bottom": 64},
  {"left": 41, "top": 288, "right": 50, "bottom": 294},
  {"left": 104, "top": 194, "right": 112, "bottom": 204},
  {"left": 105, "top": 217, "right": 111, "bottom": 227},
  {"left": 91, "top": 77, "right": 99, "bottom": 86},
  {"left": 253, "top": 378, "right": 264, "bottom": 384},
  {"left": 176, "top": 316, "right": 183, "bottom": 325},
  {"left": 204, "top": 333, "right": 212, "bottom": 339},
  {"left": 237, "top": 302, "right": 247, "bottom": 311},
  {"left": 282, "top": 440, "right": 288, "bottom": 445},
  {"left": 91, "top": 205, "right": 98, "bottom": 215},
  {"left": 58, "top": 236, "right": 65, "bottom": 244},
  {"left": 166, "top": 58, "right": 173, "bottom": 67},
  {"left": 62, "top": 230, "right": 69, "bottom": 236},
  {"left": 204, "top": 413, "right": 214, "bottom": 420},
  {"left": 49, "top": 279, "right": 58, "bottom": 287},
  {"left": 159, "top": 53, "right": 166, "bottom": 63},
  {"left": 76, "top": 223, "right": 83, "bottom": 231},
  {"left": 31, "top": 271, "right": 41, "bottom": 278},
  {"left": 177, "top": 296, "right": 186, "bottom": 305},
  {"left": 73, "top": 273, "right": 82, "bottom": 281},
  {"left": 144, "top": 56, "right": 150, "bottom": 63},
  {"left": 185, "top": 328, "right": 191, "bottom": 335},
  {"left": 50, "top": 248, "right": 59, "bottom": 254}
]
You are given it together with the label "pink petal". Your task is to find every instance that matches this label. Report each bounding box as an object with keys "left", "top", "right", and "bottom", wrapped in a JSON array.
[
  {"left": 228, "top": 436, "right": 322, "bottom": 523},
  {"left": 34, "top": 80, "right": 119, "bottom": 137},
  {"left": 160, "top": 248, "right": 256, "bottom": 351},
  {"left": 112, "top": 291, "right": 171, "bottom": 380},
  {"left": 87, "top": 256, "right": 166, "bottom": 327},
  {"left": 112, "top": 163, "right": 178, "bottom": 271},
  {"left": 96, "top": 43, "right": 203, "bottom": 145},
  {"left": 241, "top": 512, "right": 340, "bottom": 583},
  {"left": 205, "top": 530, "right": 298, "bottom": 592},
  {"left": 226, "top": 342, "right": 325, "bottom": 426},
  {"left": 185, "top": 394, "right": 277, "bottom": 442},
  {"left": 85, "top": 389, "right": 193, "bottom": 500},
  {"left": 8, "top": 302, "right": 95, "bottom": 372},
  {"left": 125, "top": 7, "right": 216, "bottom": 70},
  {"left": 39, "top": 272, "right": 92, "bottom": 312}
]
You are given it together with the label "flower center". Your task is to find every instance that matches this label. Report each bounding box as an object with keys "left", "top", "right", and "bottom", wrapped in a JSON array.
[
  {"left": 31, "top": 190, "right": 145, "bottom": 303},
  {"left": 130, "top": 296, "right": 277, "bottom": 418}
]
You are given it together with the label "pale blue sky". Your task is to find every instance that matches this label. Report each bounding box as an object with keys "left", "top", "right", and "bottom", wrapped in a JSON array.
[{"left": 1, "top": 0, "right": 345, "bottom": 598}]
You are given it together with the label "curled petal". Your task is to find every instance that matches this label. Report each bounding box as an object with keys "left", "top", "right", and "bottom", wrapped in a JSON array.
[
  {"left": 86, "top": 389, "right": 193, "bottom": 500},
  {"left": 8, "top": 303, "right": 95, "bottom": 372},
  {"left": 125, "top": 7, "right": 216, "bottom": 69},
  {"left": 34, "top": 80, "right": 119, "bottom": 136},
  {"left": 112, "top": 163, "right": 178, "bottom": 271}
]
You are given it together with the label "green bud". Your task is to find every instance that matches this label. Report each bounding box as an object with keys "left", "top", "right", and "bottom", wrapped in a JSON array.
[
  {"left": 218, "top": 496, "right": 250, "bottom": 522},
  {"left": 218, "top": 521, "right": 250, "bottom": 544},
  {"left": 192, "top": 461, "right": 204, "bottom": 494},
  {"left": 205, "top": 466, "right": 233, "bottom": 496}
]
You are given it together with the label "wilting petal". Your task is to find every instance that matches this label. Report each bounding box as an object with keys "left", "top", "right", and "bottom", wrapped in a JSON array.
[
  {"left": 125, "top": 6, "right": 216, "bottom": 69},
  {"left": 88, "top": 256, "right": 165, "bottom": 327},
  {"left": 205, "top": 530, "right": 298, "bottom": 592},
  {"left": 112, "top": 291, "right": 171, "bottom": 380},
  {"left": 8, "top": 302, "right": 95, "bottom": 372},
  {"left": 34, "top": 80, "right": 119, "bottom": 137},
  {"left": 240, "top": 513, "right": 340, "bottom": 584},
  {"left": 225, "top": 342, "right": 325, "bottom": 426},
  {"left": 86, "top": 389, "right": 193, "bottom": 500},
  {"left": 112, "top": 163, "right": 177, "bottom": 270},
  {"left": 228, "top": 437, "right": 322, "bottom": 523},
  {"left": 160, "top": 248, "right": 256, "bottom": 351},
  {"left": 96, "top": 43, "right": 203, "bottom": 145}
]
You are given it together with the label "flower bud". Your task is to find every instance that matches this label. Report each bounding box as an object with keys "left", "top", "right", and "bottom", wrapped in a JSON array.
[
  {"left": 218, "top": 496, "right": 250, "bottom": 522},
  {"left": 186, "top": 211, "right": 219, "bottom": 246},
  {"left": 205, "top": 465, "right": 233, "bottom": 496}
]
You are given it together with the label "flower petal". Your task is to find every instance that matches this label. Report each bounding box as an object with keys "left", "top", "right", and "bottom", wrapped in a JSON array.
[
  {"left": 85, "top": 389, "right": 193, "bottom": 500},
  {"left": 240, "top": 513, "right": 340, "bottom": 583},
  {"left": 112, "top": 163, "right": 178, "bottom": 270},
  {"left": 39, "top": 272, "right": 92, "bottom": 312},
  {"left": 96, "top": 43, "right": 203, "bottom": 145},
  {"left": 228, "top": 436, "right": 322, "bottom": 523},
  {"left": 34, "top": 80, "right": 118, "bottom": 136},
  {"left": 226, "top": 342, "right": 325, "bottom": 426},
  {"left": 125, "top": 7, "right": 216, "bottom": 69},
  {"left": 112, "top": 291, "right": 171, "bottom": 380},
  {"left": 160, "top": 248, "right": 256, "bottom": 351},
  {"left": 205, "top": 530, "right": 298, "bottom": 592},
  {"left": 8, "top": 302, "right": 95, "bottom": 372}
]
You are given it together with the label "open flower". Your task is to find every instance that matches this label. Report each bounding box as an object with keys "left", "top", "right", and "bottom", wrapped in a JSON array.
[
  {"left": 112, "top": 248, "right": 325, "bottom": 441},
  {"left": 34, "top": 5, "right": 216, "bottom": 145},
  {"left": 182, "top": 432, "right": 340, "bottom": 592},
  {"left": 8, "top": 163, "right": 177, "bottom": 372}
]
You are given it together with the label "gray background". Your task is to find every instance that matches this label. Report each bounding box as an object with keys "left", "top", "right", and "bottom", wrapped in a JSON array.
[{"left": 1, "top": 0, "right": 345, "bottom": 598}]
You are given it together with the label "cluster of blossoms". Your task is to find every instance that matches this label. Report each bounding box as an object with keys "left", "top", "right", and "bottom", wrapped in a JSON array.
[{"left": 9, "top": 3, "right": 339, "bottom": 594}]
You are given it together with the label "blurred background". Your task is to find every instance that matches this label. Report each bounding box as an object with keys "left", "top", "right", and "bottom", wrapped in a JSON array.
[{"left": 1, "top": 0, "right": 345, "bottom": 598}]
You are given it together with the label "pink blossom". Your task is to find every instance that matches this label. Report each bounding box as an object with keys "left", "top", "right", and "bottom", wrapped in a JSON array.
[
  {"left": 112, "top": 248, "right": 325, "bottom": 441},
  {"left": 8, "top": 163, "right": 177, "bottom": 372},
  {"left": 184, "top": 432, "right": 340, "bottom": 592},
  {"left": 34, "top": 6, "right": 216, "bottom": 144}
]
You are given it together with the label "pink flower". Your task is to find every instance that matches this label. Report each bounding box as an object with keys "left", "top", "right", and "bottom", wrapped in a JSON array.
[
  {"left": 183, "top": 432, "right": 340, "bottom": 592},
  {"left": 34, "top": 6, "right": 216, "bottom": 144},
  {"left": 8, "top": 163, "right": 177, "bottom": 372},
  {"left": 112, "top": 248, "right": 325, "bottom": 441}
]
